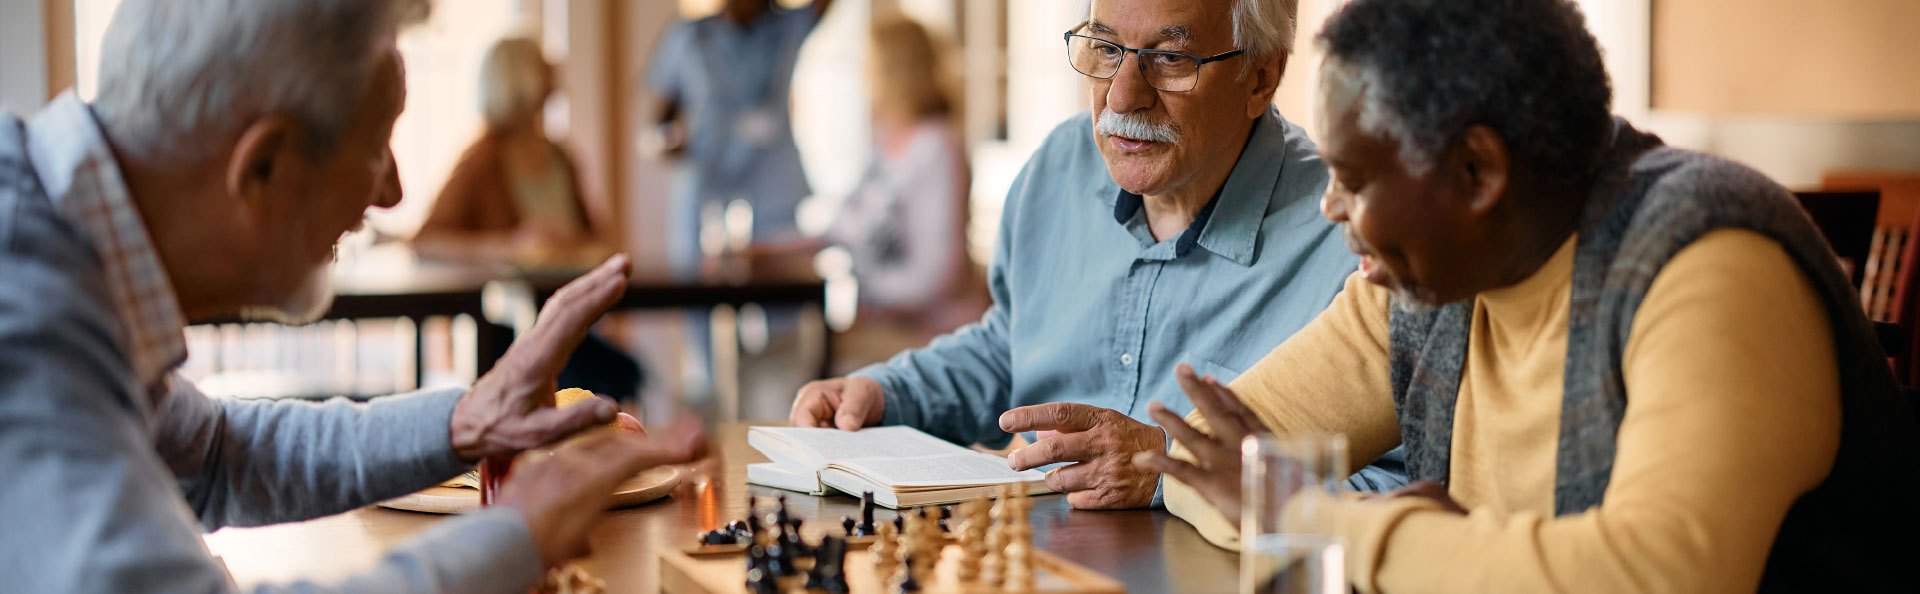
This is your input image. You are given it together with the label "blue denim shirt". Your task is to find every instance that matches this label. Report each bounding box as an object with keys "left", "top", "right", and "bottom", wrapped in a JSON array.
[{"left": 852, "top": 107, "right": 1408, "bottom": 495}]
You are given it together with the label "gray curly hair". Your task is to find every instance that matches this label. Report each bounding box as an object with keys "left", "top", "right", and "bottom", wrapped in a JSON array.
[
  {"left": 1317, "top": 0, "right": 1614, "bottom": 181},
  {"left": 93, "top": 0, "right": 432, "bottom": 164}
]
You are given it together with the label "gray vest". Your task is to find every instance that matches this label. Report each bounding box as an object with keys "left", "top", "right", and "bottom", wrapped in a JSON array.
[{"left": 1389, "top": 120, "right": 1918, "bottom": 591}]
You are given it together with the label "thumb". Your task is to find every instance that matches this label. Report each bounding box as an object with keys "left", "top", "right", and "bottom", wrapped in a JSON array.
[
  {"left": 834, "top": 386, "right": 878, "bottom": 432},
  {"left": 524, "top": 398, "right": 617, "bottom": 445}
]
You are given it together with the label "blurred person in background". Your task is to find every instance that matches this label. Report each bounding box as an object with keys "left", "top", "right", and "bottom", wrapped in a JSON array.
[
  {"left": 645, "top": 0, "right": 835, "bottom": 411},
  {"left": 646, "top": 0, "right": 835, "bottom": 279},
  {"left": 791, "top": 0, "right": 1408, "bottom": 509},
  {"left": 415, "top": 36, "right": 612, "bottom": 266},
  {"left": 0, "top": 1, "right": 703, "bottom": 591},
  {"left": 823, "top": 15, "right": 987, "bottom": 345},
  {"left": 416, "top": 35, "right": 645, "bottom": 403}
]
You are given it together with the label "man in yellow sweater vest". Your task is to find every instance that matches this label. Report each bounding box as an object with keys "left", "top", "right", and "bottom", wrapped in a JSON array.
[{"left": 1133, "top": 0, "right": 1920, "bottom": 592}]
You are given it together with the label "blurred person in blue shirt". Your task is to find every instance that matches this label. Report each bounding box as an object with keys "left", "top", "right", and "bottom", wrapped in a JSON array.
[
  {"left": 789, "top": 0, "right": 1408, "bottom": 510},
  {"left": 646, "top": 0, "right": 834, "bottom": 279}
]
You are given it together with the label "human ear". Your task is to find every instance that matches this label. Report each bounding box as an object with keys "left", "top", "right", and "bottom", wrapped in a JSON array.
[
  {"left": 224, "top": 115, "right": 303, "bottom": 215},
  {"left": 1456, "top": 125, "right": 1509, "bottom": 216},
  {"left": 1245, "top": 52, "right": 1288, "bottom": 119}
]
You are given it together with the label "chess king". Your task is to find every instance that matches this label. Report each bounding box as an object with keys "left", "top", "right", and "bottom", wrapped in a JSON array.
[{"left": 791, "top": 0, "right": 1410, "bottom": 509}]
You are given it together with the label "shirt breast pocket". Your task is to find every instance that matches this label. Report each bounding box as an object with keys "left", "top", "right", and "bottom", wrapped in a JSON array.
[{"left": 1184, "top": 357, "right": 1246, "bottom": 386}]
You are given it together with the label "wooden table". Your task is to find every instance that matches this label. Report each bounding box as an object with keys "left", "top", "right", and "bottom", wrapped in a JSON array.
[{"left": 204, "top": 423, "right": 1238, "bottom": 593}]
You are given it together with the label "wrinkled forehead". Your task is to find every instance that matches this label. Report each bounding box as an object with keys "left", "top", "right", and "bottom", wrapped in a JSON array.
[{"left": 1086, "top": 0, "right": 1233, "bottom": 45}]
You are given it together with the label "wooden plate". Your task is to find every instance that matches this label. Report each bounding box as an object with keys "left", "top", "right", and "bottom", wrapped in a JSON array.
[{"left": 378, "top": 465, "right": 684, "bottom": 514}]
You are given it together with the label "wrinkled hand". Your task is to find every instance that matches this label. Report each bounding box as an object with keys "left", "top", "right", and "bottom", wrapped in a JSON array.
[
  {"left": 450, "top": 255, "right": 631, "bottom": 462},
  {"left": 1373, "top": 480, "right": 1466, "bottom": 515},
  {"left": 499, "top": 418, "right": 708, "bottom": 568},
  {"left": 1000, "top": 403, "right": 1164, "bottom": 509},
  {"left": 789, "top": 377, "right": 886, "bottom": 431},
  {"left": 1131, "top": 363, "right": 1271, "bottom": 526}
]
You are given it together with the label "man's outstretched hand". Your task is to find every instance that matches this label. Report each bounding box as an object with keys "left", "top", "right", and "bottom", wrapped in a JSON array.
[
  {"left": 499, "top": 418, "right": 708, "bottom": 568},
  {"left": 450, "top": 254, "right": 632, "bottom": 462}
]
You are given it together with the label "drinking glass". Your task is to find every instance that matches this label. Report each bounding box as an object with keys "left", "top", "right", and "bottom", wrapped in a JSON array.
[{"left": 1240, "top": 434, "right": 1349, "bottom": 594}]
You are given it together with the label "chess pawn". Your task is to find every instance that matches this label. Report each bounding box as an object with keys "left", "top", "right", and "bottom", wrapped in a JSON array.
[
  {"left": 870, "top": 521, "right": 900, "bottom": 580},
  {"left": 1003, "top": 543, "right": 1035, "bottom": 592},
  {"left": 897, "top": 509, "right": 924, "bottom": 567},
  {"left": 979, "top": 522, "right": 1006, "bottom": 586},
  {"left": 955, "top": 499, "right": 990, "bottom": 581}
]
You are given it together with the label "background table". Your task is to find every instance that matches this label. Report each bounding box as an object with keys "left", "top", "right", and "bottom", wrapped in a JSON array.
[{"left": 204, "top": 423, "right": 1238, "bottom": 593}]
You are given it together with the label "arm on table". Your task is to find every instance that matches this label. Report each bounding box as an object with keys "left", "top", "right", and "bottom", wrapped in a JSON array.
[
  {"left": 846, "top": 161, "right": 1024, "bottom": 446},
  {"left": 1159, "top": 270, "right": 1404, "bottom": 548},
  {"left": 1328, "top": 230, "right": 1839, "bottom": 594}
]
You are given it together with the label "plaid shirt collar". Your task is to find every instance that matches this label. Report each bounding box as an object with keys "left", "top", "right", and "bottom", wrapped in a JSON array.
[{"left": 25, "top": 92, "right": 188, "bottom": 390}]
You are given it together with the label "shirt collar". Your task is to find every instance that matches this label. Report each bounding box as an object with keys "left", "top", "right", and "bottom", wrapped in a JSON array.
[
  {"left": 1112, "top": 187, "right": 1223, "bottom": 259},
  {"left": 25, "top": 91, "right": 189, "bottom": 390},
  {"left": 1096, "top": 105, "right": 1294, "bottom": 266}
]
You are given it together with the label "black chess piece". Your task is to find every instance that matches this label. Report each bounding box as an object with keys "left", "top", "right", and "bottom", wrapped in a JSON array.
[
  {"left": 746, "top": 514, "right": 764, "bottom": 544},
  {"left": 776, "top": 495, "right": 792, "bottom": 527},
  {"left": 807, "top": 536, "right": 849, "bottom": 593},
  {"left": 893, "top": 512, "right": 904, "bottom": 533},
  {"left": 935, "top": 506, "right": 951, "bottom": 532},
  {"left": 856, "top": 491, "right": 878, "bottom": 536},
  {"left": 783, "top": 519, "right": 812, "bottom": 556},
  {"left": 840, "top": 515, "right": 857, "bottom": 537},
  {"left": 896, "top": 556, "right": 921, "bottom": 593},
  {"left": 698, "top": 529, "right": 737, "bottom": 545},
  {"left": 746, "top": 545, "right": 777, "bottom": 594},
  {"left": 727, "top": 520, "right": 752, "bottom": 542},
  {"left": 766, "top": 542, "right": 793, "bottom": 577}
]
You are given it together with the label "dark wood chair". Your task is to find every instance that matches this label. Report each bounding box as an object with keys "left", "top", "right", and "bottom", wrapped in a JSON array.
[{"left": 1794, "top": 190, "right": 1880, "bottom": 292}]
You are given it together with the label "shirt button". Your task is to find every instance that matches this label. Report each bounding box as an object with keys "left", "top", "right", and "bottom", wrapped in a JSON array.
[{"left": 1121, "top": 353, "right": 1134, "bottom": 366}]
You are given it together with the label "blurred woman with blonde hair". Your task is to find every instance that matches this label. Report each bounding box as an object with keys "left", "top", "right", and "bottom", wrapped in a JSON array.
[
  {"left": 415, "top": 35, "right": 610, "bottom": 265},
  {"left": 415, "top": 35, "right": 640, "bottom": 400},
  {"left": 827, "top": 15, "right": 985, "bottom": 337}
]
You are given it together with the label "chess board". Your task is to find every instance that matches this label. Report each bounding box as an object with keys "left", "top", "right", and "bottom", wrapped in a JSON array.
[{"left": 660, "top": 538, "right": 1126, "bottom": 594}]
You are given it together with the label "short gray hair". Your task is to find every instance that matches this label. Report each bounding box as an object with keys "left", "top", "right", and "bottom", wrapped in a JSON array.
[
  {"left": 93, "top": 0, "right": 431, "bottom": 164},
  {"left": 1233, "top": 0, "right": 1299, "bottom": 63},
  {"left": 1081, "top": 0, "right": 1297, "bottom": 74}
]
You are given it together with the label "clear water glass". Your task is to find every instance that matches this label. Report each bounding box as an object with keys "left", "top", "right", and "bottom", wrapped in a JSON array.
[{"left": 1241, "top": 434, "right": 1350, "bottom": 594}]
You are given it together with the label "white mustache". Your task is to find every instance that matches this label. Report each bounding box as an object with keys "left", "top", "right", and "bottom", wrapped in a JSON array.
[{"left": 1097, "top": 109, "right": 1180, "bottom": 145}]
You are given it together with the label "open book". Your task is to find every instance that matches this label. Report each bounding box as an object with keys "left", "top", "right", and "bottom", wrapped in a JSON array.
[{"left": 746, "top": 425, "right": 1051, "bottom": 508}]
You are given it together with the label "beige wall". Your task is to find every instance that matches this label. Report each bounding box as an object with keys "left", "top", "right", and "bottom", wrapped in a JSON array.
[{"left": 1653, "top": 0, "right": 1920, "bottom": 120}]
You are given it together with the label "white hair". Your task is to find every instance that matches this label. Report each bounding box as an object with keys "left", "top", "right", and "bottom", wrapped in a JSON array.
[
  {"left": 92, "top": 0, "right": 431, "bottom": 164},
  {"left": 1079, "top": 0, "right": 1297, "bottom": 59},
  {"left": 479, "top": 36, "right": 551, "bottom": 130},
  {"left": 1233, "top": 0, "right": 1299, "bottom": 62}
]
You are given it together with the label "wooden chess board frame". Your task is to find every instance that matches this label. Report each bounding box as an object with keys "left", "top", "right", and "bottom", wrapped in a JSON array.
[{"left": 661, "top": 534, "right": 1126, "bottom": 594}]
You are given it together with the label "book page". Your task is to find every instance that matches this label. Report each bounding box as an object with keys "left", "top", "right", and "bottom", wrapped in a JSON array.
[
  {"left": 835, "top": 452, "right": 1045, "bottom": 488},
  {"left": 752, "top": 426, "right": 964, "bottom": 464}
]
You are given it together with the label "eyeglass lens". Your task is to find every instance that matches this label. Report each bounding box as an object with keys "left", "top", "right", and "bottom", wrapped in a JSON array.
[{"left": 1066, "top": 36, "right": 1202, "bottom": 92}]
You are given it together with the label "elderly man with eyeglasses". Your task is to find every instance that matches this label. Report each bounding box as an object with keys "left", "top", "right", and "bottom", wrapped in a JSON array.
[{"left": 790, "top": 0, "right": 1406, "bottom": 509}]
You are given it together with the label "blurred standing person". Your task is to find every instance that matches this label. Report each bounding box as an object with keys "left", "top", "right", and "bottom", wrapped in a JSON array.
[
  {"left": 647, "top": 0, "right": 835, "bottom": 279},
  {"left": 416, "top": 36, "right": 612, "bottom": 266},
  {"left": 416, "top": 35, "right": 643, "bottom": 402},
  {"left": 826, "top": 15, "right": 986, "bottom": 341},
  {"left": 646, "top": 0, "right": 834, "bottom": 405}
]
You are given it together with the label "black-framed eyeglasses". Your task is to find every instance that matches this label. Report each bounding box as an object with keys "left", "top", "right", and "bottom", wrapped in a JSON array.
[{"left": 1063, "top": 27, "right": 1244, "bottom": 93}]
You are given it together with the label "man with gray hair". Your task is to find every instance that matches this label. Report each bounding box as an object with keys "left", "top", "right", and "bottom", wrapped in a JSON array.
[
  {"left": 0, "top": 1, "right": 703, "bottom": 592},
  {"left": 790, "top": 0, "right": 1405, "bottom": 509}
]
